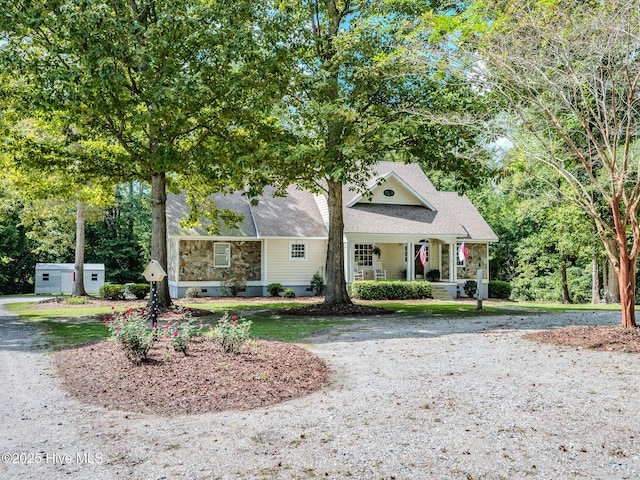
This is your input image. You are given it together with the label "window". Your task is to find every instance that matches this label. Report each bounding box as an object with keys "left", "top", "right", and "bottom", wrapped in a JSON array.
[
  {"left": 214, "top": 242, "right": 231, "bottom": 268},
  {"left": 91, "top": 273, "right": 98, "bottom": 281},
  {"left": 354, "top": 244, "right": 374, "bottom": 267},
  {"left": 289, "top": 242, "right": 307, "bottom": 261},
  {"left": 383, "top": 189, "right": 395, "bottom": 197},
  {"left": 42, "top": 273, "right": 49, "bottom": 281}
]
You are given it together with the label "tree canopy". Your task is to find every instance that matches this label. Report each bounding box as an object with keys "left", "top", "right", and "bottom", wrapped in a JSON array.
[
  {"left": 0, "top": 0, "right": 288, "bottom": 305},
  {"left": 474, "top": 0, "right": 640, "bottom": 326},
  {"left": 265, "top": 0, "right": 493, "bottom": 305}
]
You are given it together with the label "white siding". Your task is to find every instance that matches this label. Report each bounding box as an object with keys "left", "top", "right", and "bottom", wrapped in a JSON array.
[
  {"left": 431, "top": 243, "right": 440, "bottom": 272},
  {"left": 376, "top": 243, "right": 405, "bottom": 280},
  {"left": 266, "top": 239, "right": 327, "bottom": 283},
  {"left": 364, "top": 177, "right": 424, "bottom": 206},
  {"left": 34, "top": 264, "right": 105, "bottom": 295}
]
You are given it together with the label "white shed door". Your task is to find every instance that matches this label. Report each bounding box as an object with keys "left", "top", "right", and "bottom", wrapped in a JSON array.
[{"left": 60, "top": 271, "right": 74, "bottom": 294}]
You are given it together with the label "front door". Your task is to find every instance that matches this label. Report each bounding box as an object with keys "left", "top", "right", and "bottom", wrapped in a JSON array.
[{"left": 414, "top": 245, "right": 425, "bottom": 279}]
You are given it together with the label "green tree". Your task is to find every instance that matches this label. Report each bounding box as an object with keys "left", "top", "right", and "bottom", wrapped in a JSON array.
[
  {"left": 475, "top": 0, "right": 640, "bottom": 327},
  {"left": 0, "top": 189, "right": 37, "bottom": 294},
  {"left": 1, "top": 0, "right": 285, "bottom": 306},
  {"left": 86, "top": 182, "right": 152, "bottom": 284},
  {"left": 269, "top": 0, "right": 491, "bottom": 305}
]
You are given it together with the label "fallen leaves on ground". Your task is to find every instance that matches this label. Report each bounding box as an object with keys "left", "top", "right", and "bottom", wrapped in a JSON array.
[{"left": 524, "top": 326, "right": 640, "bottom": 353}]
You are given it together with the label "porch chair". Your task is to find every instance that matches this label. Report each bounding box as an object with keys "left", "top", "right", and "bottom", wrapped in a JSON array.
[
  {"left": 374, "top": 262, "right": 386, "bottom": 280},
  {"left": 354, "top": 263, "right": 365, "bottom": 281}
]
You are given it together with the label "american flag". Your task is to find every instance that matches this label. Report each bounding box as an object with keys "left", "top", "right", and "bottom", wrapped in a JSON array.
[{"left": 419, "top": 242, "right": 427, "bottom": 266}]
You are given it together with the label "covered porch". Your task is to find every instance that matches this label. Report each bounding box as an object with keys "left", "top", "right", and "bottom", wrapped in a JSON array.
[{"left": 345, "top": 235, "right": 490, "bottom": 298}]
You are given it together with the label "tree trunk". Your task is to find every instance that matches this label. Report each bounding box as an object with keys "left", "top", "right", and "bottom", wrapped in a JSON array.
[
  {"left": 323, "top": 178, "right": 352, "bottom": 305},
  {"left": 603, "top": 238, "right": 620, "bottom": 304},
  {"left": 616, "top": 250, "right": 637, "bottom": 328},
  {"left": 559, "top": 255, "right": 572, "bottom": 304},
  {"left": 72, "top": 199, "right": 87, "bottom": 297},
  {"left": 605, "top": 258, "right": 620, "bottom": 303},
  {"left": 150, "top": 172, "right": 172, "bottom": 307},
  {"left": 591, "top": 256, "right": 601, "bottom": 304}
]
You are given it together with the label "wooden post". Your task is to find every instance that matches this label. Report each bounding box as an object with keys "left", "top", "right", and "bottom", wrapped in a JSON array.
[{"left": 476, "top": 262, "right": 483, "bottom": 311}]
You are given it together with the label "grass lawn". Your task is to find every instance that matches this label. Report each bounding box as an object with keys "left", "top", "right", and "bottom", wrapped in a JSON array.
[{"left": 5, "top": 298, "right": 622, "bottom": 350}]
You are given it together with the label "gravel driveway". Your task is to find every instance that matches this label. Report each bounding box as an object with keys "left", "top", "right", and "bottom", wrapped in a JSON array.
[{"left": 1, "top": 301, "right": 639, "bottom": 480}]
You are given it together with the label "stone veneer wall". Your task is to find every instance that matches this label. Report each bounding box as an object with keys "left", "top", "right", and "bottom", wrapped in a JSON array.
[
  {"left": 441, "top": 244, "right": 450, "bottom": 280},
  {"left": 179, "top": 240, "right": 261, "bottom": 281},
  {"left": 456, "top": 243, "right": 488, "bottom": 280}
]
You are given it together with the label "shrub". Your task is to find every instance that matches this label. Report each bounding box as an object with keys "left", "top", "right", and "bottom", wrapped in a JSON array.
[
  {"left": 463, "top": 280, "right": 477, "bottom": 298},
  {"left": 185, "top": 287, "right": 202, "bottom": 298},
  {"left": 310, "top": 271, "right": 324, "bottom": 295},
  {"left": 266, "top": 282, "right": 283, "bottom": 297},
  {"left": 104, "top": 307, "right": 154, "bottom": 362},
  {"left": 210, "top": 312, "right": 252, "bottom": 354},
  {"left": 222, "top": 270, "right": 246, "bottom": 297},
  {"left": 100, "top": 284, "right": 125, "bottom": 301},
  {"left": 65, "top": 296, "right": 87, "bottom": 305},
  {"left": 162, "top": 305, "right": 201, "bottom": 355},
  {"left": 351, "top": 280, "right": 432, "bottom": 300},
  {"left": 125, "top": 283, "right": 149, "bottom": 300},
  {"left": 425, "top": 269, "right": 440, "bottom": 282},
  {"left": 283, "top": 288, "right": 296, "bottom": 298},
  {"left": 488, "top": 280, "right": 512, "bottom": 299}
]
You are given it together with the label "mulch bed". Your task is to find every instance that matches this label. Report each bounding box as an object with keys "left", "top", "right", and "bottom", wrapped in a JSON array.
[
  {"left": 523, "top": 325, "right": 640, "bottom": 353},
  {"left": 54, "top": 337, "right": 330, "bottom": 415},
  {"left": 279, "top": 303, "right": 392, "bottom": 316}
]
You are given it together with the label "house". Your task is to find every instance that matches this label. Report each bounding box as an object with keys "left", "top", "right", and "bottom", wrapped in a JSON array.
[
  {"left": 166, "top": 162, "right": 498, "bottom": 299},
  {"left": 34, "top": 263, "right": 105, "bottom": 295}
]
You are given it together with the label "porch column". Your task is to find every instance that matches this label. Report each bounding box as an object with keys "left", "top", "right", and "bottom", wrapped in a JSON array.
[
  {"left": 344, "top": 240, "right": 350, "bottom": 281},
  {"left": 406, "top": 242, "right": 411, "bottom": 280},
  {"left": 450, "top": 241, "right": 457, "bottom": 282}
]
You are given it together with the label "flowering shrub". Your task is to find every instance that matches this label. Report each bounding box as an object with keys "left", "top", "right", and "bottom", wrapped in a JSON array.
[
  {"left": 162, "top": 305, "right": 201, "bottom": 355},
  {"left": 104, "top": 305, "right": 201, "bottom": 362},
  {"left": 104, "top": 307, "right": 155, "bottom": 363},
  {"left": 211, "top": 312, "right": 252, "bottom": 354}
]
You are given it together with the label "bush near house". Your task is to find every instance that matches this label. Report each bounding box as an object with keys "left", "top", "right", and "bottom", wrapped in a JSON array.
[
  {"left": 125, "top": 283, "right": 149, "bottom": 300},
  {"left": 463, "top": 280, "right": 477, "bottom": 298},
  {"left": 488, "top": 280, "right": 512, "bottom": 299},
  {"left": 283, "top": 288, "right": 296, "bottom": 298},
  {"left": 425, "top": 269, "right": 440, "bottom": 282},
  {"left": 267, "top": 282, "right": 283, "bottom": 297},
  {"left": 185, "top": 287, "right": 202, "bottom": 298},
  {"left": 99, "top": 284, "right": 126, "bottom": 301},
  {"left": 351, "top": 280, "right": 432, "bottom": 300},
  {"left": 309, "top": 271, "right": 324, "bottom": 295}
]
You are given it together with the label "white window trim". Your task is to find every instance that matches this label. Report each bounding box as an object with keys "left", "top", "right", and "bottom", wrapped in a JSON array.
[
  {"left": 289, "top": 241, "right": 307, "bottom": 261},
  {"left": 214, "top": 242, "right": 231, "bottom": 268},
  {"left": 354, "top": 243, "right": 374, "bottom": 267}
]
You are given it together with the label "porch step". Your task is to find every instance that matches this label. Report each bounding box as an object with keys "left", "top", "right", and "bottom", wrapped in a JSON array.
[{"left": 430, "top": 284, "right": 453, "bottom": 301}]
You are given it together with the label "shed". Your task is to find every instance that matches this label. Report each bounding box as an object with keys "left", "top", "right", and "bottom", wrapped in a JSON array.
[{"left": 34, "top": 263, "right": 106, "bottom": 295}]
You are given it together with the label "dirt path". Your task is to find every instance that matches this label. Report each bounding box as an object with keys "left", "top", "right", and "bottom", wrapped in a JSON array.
[{"left": 1, "top": 303, "right": 639, "bottom": 479}]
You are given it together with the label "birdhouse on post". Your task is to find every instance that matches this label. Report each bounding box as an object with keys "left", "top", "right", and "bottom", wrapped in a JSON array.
[
  {"left": 143, "top": 260, "right": 167, "bottom": 328},
  {"left": 143, "top": 260, "right": 166, "bottom": 282}
]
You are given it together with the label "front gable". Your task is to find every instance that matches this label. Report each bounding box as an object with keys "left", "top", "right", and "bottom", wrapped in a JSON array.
[{"left": 347, "top": 171, "right": 436, "bottom": 211}]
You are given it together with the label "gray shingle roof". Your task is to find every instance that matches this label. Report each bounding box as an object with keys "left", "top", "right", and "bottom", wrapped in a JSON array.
[
  {"left": 167, "top": 187, "right": 327, "bottom": 238},
  {"left": 166, "top": 191, "right": 257, "bottom": 237},
  {"left": 251, "top": 186, "right": 328, "bottom": 237},
  {"left": 166, "top": 162, "right": 498, "bottom": 242}
]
